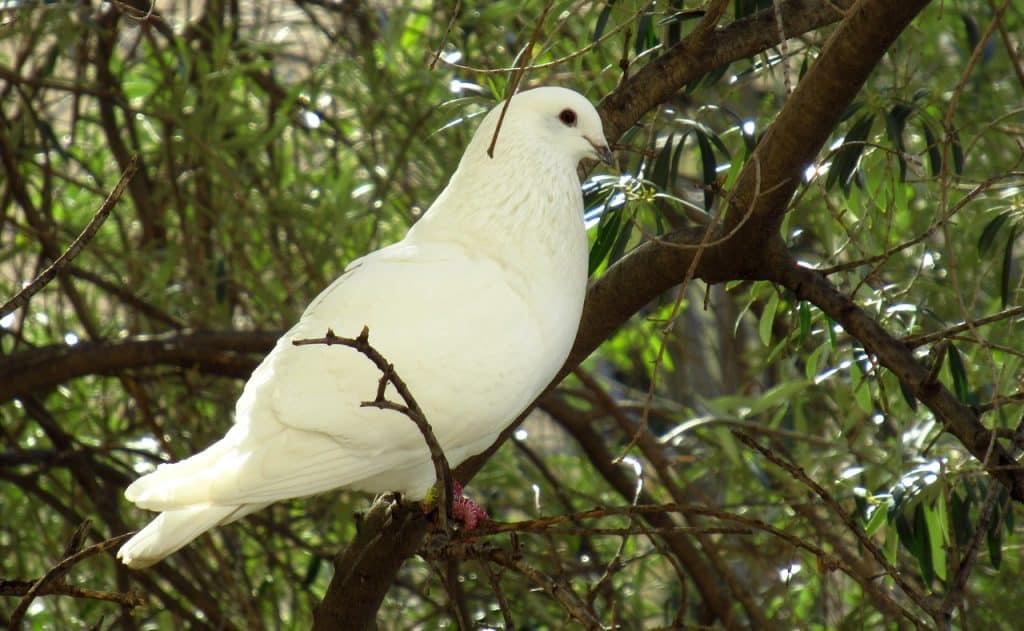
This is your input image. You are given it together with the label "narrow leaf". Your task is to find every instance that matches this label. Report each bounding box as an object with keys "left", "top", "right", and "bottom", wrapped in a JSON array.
[
  {"left": 947, "top": 343, "right": 970, "bottom": 404},
  {"left": 950, "top": 128, "right": 964, "bottom": 174},
  {"left": 651, "top": 134, "right": 675, "bottom": 189},
  {"left": 694, "top": 129, "right": 717, "bottom": 211},
  {"left": 1001, "top": 226, "right": 1018, "bottom": 308},
  {"left": 798, "top": 301, "right": 811, "bottom": 343},
  {"left": 593, "top": 2, "right": 614, "bottom": 42},
  {"left": 759, "top": 292, "right": 780, "bottom": 346},
  {"left": 978, "top": 211, "right": 1010, "bottom": 255}
]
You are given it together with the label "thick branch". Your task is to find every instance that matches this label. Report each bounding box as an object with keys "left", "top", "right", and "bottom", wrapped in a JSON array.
[
  {"left": 599, "top": 0, "right": 855, "bottom": 142},
  {"left": 0, "top": 331, "right": 278, "bottom": 404},
  {"left": 724, "top": 0, "right": 932, "bottom": 235}
]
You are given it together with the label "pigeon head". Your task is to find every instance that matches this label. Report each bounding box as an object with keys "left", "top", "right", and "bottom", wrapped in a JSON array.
[{"left": 479, "top": 87, "right": 613, "bottom": 167}]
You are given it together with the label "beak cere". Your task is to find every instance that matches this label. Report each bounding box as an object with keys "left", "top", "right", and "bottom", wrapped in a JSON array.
[{"left": 588, "top": 139, "right": 615, "bottom": 166}]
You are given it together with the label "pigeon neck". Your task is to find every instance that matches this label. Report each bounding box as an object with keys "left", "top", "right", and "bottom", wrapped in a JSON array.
[{"left": 410, "top": 138, "right": 584, "bottom": 258}]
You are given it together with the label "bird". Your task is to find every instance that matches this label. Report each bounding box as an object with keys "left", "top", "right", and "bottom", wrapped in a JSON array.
[{"left": 117, "top": 86, "right": 613, "bottom": 568}]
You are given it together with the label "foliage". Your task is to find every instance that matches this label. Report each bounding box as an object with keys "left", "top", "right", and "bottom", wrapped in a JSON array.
[{"left": 1, "top": 0, "right": 1022, "bottom": 629}]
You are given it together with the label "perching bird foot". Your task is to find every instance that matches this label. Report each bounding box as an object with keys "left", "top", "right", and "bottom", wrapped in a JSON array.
[{"left": 422, "top": 481, "right": 489, "bottom": 531}]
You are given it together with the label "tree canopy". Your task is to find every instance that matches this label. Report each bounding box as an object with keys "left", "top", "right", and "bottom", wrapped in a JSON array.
[{"left": 1, "top": 0, "right": 1022, "bottom": 628}]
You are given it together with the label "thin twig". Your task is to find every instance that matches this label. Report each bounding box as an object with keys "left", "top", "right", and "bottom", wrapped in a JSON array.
[
  {"left": 486, "top": 0, "right": 556, "bottom": 158},
  {"left": 902, "top": 306, "right": 1024, "bottom": 348},
  {"left": 735, "top": 432, "right": 935, "bottom": 620},
  {"left": 0, "top": 579, "right": 145, "bottom": 607},
  {"left": 7, "top": 531, "right": 138, "bottom": 628},
  {"left": 0, "top": 154, "right": 139, "bottom": 319},
  {"left": 427, "top": 0, "right": 462, "bottom": 70},
  {"left": 486, "top": 547, "right": 603, "bottom": 630},
  {"left": 292, "top": 327, "right": 454, "bottom": 532}
]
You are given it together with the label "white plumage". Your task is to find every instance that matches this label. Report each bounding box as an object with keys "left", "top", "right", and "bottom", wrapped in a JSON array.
[{"left": 118, "top": 86, "right": 611, "bottom": 568}]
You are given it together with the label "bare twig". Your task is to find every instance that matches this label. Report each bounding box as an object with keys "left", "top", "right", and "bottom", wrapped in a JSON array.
[
  {"left": 0, "top": 154, "right": 139, "bottom": 319},
  {"left": 486, "top": 547, "right": 603, "bottom": 630},
  {"left": 7, "top": 532, "right": 138, "bottom": 628},
  {"left": 734, "top": 432, "right": 935, "bottom": 620},
  {"left": 486, "top": 0, "right": 556, "bottom": 158},
  {"left": 427, "top": 0, "right": 462, "bottom": 70},
  {"left": 292, "top": 327, "right": 454, "bottom": 532},
  {"left": 0, "top": 578, "right": 144, "bottom": 608},
  {"left": 902, "top": 306, "right": 1024, "bottom": 348}
]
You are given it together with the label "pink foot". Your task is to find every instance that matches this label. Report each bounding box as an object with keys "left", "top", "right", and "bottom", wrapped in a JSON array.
[
  {"left": 451, "top": 481, "right": 489, "bottom": 530},
  {"left": 421, "top": 481, "right": 489, "bottom": 530}
]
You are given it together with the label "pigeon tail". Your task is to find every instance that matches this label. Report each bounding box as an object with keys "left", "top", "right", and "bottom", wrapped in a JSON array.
[{"left": 118, "top": 504, "right": 244, "bottom": 568}]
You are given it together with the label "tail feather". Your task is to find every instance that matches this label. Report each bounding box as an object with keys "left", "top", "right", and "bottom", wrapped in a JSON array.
[{"left": 118, "top": 504, "right": 249, "bottom": 568}]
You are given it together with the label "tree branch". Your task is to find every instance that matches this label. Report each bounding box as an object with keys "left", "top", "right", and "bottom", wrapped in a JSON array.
[
  {"left": 0, "top": 155, "right": 138, "bottom": 319},
  {"left": 0, "top": 331, "right": 278, "bottom": 404}
]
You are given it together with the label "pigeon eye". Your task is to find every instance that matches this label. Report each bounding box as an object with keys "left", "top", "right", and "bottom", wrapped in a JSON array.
[{"left": 558, "top": 109, "right": 577, "bottom": 126}]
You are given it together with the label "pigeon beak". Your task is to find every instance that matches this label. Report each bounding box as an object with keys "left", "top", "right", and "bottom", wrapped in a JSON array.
[{"left": 588, "top": 138, "right": 615, "bottom": 166}]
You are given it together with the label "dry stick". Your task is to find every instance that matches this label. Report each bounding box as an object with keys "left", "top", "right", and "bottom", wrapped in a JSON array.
[
  {"left": 427, "top": 0, "right": 462, "bottom": 70},
  {"left": 292, "top": 327, "right": 454, "bottom": 533},
  {"left": 989, "top": 0, "right": 1024, "bottom": 88},
  {"left": 485, "top": 547, "right": 603, "bottom": 630},
  {"left": 479, "top": 559, "right": 515, "bottom": 629},
  {"left": 485, "top": 0, "right": 556, "bottom": 158},
  {"left": 734, "top": 432, "right": 936, "bottom": 620},
  {"left": 0, "top": 154, "right": 139, "bottom": 319},
  {"left": 7, "top": 532, "right": 138, "bottom": 629},
  {"left": 481, "top": 525, "right": 751, "bottom": 537},
  {"left": 0, "top": 579, "right": 145, "bottom": 607},
  {"left": 902, "top": 305, "right": 1024, "bottom": 348}
]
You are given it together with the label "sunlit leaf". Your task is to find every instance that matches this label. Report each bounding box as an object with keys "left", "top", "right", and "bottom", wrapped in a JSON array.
[
  {"left": 864, "top": 501, "right": 890, "bottom": 536},
  {"left": 798, "top": 301, "right": 811, "bottom": 343},
  {"left": 759, "top": 291, "right": 780, "bottom": 346}
]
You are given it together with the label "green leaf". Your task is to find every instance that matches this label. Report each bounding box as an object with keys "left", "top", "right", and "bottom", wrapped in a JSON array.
[
  {"left": 950, "top": 491, "right": 973, "bottom": 547},
  {"left": 987, "top": 509, "right": 1003, "bottom": 570},
  {"left": 634, "top": 4, "right": 656, "bottom": 56},
  {"left": 593, "top": 2, "right": 615, "bottom": 41},
  {"left": 925, "top": 501, "right": 948, "bottom": 581},
  {"left": 950, "top": 128, "right": 964, "bottom": 174},
  {"left": 864, "top": 501, "right": 890, "bottom": 536},
  {"left": 912, "top": 503, "right": 935, "bottom": 584},
  {"left": 851, "top": 360, "right": 873, "bottom": 415},
  {"left": 947, "top": 342, "right": 970, "bottom": 404},
  {"left": 651, "top": 133, "right": 676, "bottom": 189},
  {"left": 759, "top": 291, "right": 780, "bottom": 346},
  {"left": 978, "top": 211, "right": 1010, "bottom": 255},
  {"left": 588, "top": 203, "right": 624, "bottom": 275},
  {"left": 1001, "top": 225, "right": 1018, "bottom": 308},
  {"left": 826, "top": 113, "right": 874, "bottom": 195},
  {"left": 805, "top": 341, "right": 829, "bottom": 382},
  {"left": 884, "top": 104, "right": 913, "bottom": 181},
  {"left": 694, "top": 129, "right": 717, "bottom": 211}
]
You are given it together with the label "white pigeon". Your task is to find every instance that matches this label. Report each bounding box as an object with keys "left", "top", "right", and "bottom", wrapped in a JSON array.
[{"left": 118, "top": 86, "right": 612, "bottom": 568}]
